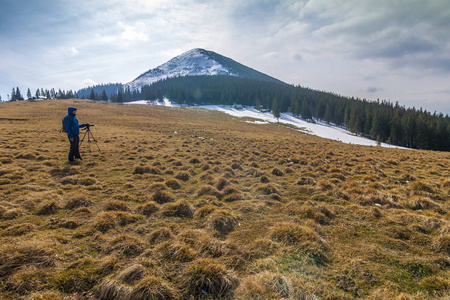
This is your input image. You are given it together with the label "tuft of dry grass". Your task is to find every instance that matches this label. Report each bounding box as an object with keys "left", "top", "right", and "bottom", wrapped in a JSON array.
[
  {"left": 207, "top": 209, "right": 239, "bottom": 235},
  {"left": 127, "top": 275, "right": 179, "bottom": 300},
  {"left": 181, "top": 258, "right": 239, "bottom": 298},
  {"left": 159, "top": 199, "right": 195, "bottom": 218}
]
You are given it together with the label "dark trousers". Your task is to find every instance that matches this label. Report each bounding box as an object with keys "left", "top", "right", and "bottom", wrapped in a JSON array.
[{"left": 68, "top": 135, "right": 82, "bottom": 161}]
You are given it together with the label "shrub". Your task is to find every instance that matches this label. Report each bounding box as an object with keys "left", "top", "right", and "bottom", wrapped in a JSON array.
[
  {"left": 65, "top": 194, "right": 93, "bottom": 209},
  {"left": 137, "top": 201, "right": 159, "bottom": 216},
  {"left": 207, "top": 210, "right": 239, "bottom": 235},
  {"left": 160, "top": 199, "right": 195, "bottom": 218},
  {"left": 36, "top": 200, "right": 60, "bottom": 215},
  {"left": 151, "top": 190, "right": 175, "bottom": 204},
  {"left": 149, "top": 227, "right": 174, "bottom": 244},
  {"left": 182, "top": 258, "right": 239, "bottom": 298},
  {"left": 127, "top": 275, "right": 179, "bottom": 300}
]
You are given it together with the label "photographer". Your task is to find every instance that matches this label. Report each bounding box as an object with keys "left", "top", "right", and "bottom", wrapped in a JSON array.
[{"left": 64, "top": 106, "right": 87, "bottom": 162}]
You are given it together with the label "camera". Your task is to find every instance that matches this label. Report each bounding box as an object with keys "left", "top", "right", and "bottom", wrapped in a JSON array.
[{"left": 83, "top": 123, "right": 94, "bottom": 130}]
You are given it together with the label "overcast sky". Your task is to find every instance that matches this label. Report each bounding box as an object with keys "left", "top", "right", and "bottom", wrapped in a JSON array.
[{"left": 1, "top": 0, "right": 450, "bottom": 114}]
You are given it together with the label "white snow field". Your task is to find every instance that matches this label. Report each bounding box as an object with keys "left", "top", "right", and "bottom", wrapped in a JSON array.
[{"left": 128, "top": 100, "right": 408, "bottom": 149}]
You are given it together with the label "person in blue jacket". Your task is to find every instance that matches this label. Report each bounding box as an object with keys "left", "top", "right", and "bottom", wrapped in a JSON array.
[{"left": 64, "top": 107, "right": 87, "bottom": 162}]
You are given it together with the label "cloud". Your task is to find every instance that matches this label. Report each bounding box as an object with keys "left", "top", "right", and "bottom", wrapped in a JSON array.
[
  {"left": 69, "top": 47, "right": 80, "bottom": 57},
  {"left": 118, "top": 21, "right": 149, "bottom": 43},
  {"left": 81, "top": 79, "right": 97, "bottom": 87}
]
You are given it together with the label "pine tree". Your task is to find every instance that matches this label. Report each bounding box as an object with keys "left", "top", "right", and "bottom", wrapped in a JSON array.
[
  {"left": 11, "top": 87, "right": 16, "bottom": 101},
  {"left": 27, "top": 88, "right": 32, "bottom": 99},
  {"left": 15, "top": 87, "right": 23, "bottom": 100},
  {"left": 272, "top": 98, "right": 280, "bottom": 122},
  {"left": 35, "top": 89, "right": 40, "bottom": 98},
  {"left": 89, "top": 89, "right": 96, "bottom": 100},
  {"left": 101, "top": 90, "right": 108, "bottom": 101}
]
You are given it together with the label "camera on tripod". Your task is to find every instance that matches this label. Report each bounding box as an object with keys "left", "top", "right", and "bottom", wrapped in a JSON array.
[{"left": 82, "top": 123, "right": 94, "bottom": 130}]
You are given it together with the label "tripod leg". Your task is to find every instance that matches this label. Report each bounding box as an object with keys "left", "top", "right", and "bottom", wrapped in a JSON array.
[{"left": 88, "top": 131, "right": 101, "bottom": 152}]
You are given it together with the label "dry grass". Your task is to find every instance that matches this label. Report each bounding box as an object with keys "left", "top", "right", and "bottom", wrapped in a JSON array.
[{"left": 0, "top": 99, "right": 449, "bottom": 299}]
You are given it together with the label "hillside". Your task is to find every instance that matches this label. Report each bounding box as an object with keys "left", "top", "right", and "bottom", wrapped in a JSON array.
[{"left": 0, "top": 100, "right": 449, "bottom": 299}]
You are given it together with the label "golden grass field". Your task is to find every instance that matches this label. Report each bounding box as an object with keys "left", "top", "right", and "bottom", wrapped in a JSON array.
[{"left": 0, "top": 99, "right": 449, "bottom": 299}]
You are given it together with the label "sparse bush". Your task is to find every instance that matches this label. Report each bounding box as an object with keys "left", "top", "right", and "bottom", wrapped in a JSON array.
[
  {"left": 137, "top": 201, "right": 159, "bottom": 216},
  {"left": 260, "top": 175, "right": 270, "bottom": 183},
  {"left": 160, "top": 199, "right": 194, "bottom": 218},
  {"left": 182, "top": 258, "right": 239, "bottom": 298},
  {"left": 297, "top": 177, "right": 316, "bottom": 186},
  {"left": 149, "top": 227, "right": 174, "bottom": 244},
  {"left": 151, "top": 190, "right": 175, "bottom": 204},
  {"left": 65, "top": 194, "right": 93, "bottom": 209},
  {"left": 36, "top": 200, "right": 59, "bottom": 215},
  {"left": 207, "top": 210, "right": 239, "bottom": 235},
  {"left": 127, "top": 275, "right": 179, "bottom": 300},
  {"left": 148, "top": 182, "right": 167, "bottom": 191}
]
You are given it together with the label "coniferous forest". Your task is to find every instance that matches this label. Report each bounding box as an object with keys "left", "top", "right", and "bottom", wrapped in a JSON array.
[{"left": 131, "top": 75, "right": 450, "bottom": 152}]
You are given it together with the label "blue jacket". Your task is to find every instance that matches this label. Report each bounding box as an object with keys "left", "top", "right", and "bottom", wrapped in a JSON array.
[{"left": 64, "top": 107, "right": 86, "bottom": 138}]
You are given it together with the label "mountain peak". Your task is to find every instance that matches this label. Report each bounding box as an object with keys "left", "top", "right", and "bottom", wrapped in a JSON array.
[{"left": 125, "top": 48, "right": 283, "bottom": 90}]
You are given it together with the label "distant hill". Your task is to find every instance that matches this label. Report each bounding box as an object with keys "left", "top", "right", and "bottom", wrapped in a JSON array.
[{"left": 124, "top": 48, "right": 283, "bottom": 91}]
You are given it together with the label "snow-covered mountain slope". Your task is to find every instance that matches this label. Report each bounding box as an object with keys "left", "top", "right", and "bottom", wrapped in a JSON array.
[{"left": 125, "top": 48, "right": 283, "bottom": 91}]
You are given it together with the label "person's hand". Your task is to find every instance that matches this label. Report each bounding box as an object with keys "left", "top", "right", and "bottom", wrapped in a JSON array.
[{"left": 69, "top": 137, "right": 74, "bottom": 142}]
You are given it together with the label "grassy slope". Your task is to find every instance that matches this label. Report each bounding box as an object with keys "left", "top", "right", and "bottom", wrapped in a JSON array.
[{"left": 0, "top": 99, "right": 449, "bottom": 300}]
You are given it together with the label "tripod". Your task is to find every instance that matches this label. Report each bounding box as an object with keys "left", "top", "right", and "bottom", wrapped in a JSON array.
[{"left": 79, "top": 125, "right": 101, "bottom": 162}]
